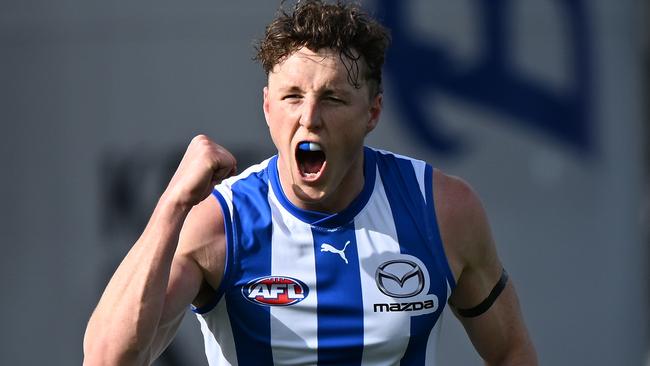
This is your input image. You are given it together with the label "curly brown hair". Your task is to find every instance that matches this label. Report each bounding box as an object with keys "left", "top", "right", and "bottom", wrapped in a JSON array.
[{"left": 255, "top": 0, "right": 391, "bottom": 96}]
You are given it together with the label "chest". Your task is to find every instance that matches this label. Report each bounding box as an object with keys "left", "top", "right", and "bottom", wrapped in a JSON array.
[{"left": 223, "top": 216, "right": 449, "bottom": 364}]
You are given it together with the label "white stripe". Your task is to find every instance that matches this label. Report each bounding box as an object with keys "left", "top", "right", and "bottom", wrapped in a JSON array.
[
  {"left": 197, "top": 299, "right": 238, "bottom": 366},
  {"left": 371, "top": 147, "right": 429, "bottom": 203},
  {"left": 268, "top": 183, "right": 319, "bottom": 365},
  {"left": 355, "top": 169, "right": 410, "bottom": 366},
  {"left": 214, "top": 158, "right": 272, "bottom": 216},
  {"left": 218, "top": 157, "right": 272, "bottom": 189},
  {"left": 214, "top": 185, "right": 234, "bottom": 222},
  {"left": 424, "top": 281, "right": 453, "bottom": 365},
  {"left": 424, "top": 310, "right": 446, "bottom": 366},
  {"left": 370, "top": 147, "right": 420, "bottom": 162}
]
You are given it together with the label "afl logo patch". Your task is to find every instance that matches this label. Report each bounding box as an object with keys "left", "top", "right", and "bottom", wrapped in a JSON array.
[{"left": 242, "top": 276, "right": 309, "bottom": 306}]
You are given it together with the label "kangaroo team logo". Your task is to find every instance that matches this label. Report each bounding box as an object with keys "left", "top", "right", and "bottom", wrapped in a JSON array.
[
  {"left": 320, "top": 241, "right": 351, "bottom": 264},
  {"left": 242, "top": 276, "right": 309, "bottom": 306}
]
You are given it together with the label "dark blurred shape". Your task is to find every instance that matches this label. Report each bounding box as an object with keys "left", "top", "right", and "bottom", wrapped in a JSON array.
[
  {"left": 374, "top": 0, "right": 593, "bottom": 156},
  {"left": 100, "top": 147, "right": 182, "bottom": 239}
]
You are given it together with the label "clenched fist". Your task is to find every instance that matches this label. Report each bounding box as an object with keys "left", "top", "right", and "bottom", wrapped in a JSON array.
[{"left": 162, "top": 135, "right": 237, "bottom": 209}]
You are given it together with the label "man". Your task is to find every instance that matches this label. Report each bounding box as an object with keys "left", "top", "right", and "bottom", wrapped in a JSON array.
[{"left": 84, "top": 1, "right": 537, "bottom": 365}]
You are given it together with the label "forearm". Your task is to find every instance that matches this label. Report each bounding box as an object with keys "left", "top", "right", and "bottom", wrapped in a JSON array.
[
  {"left": 84, "top": 195, "right": 190, "bottom": 365},
  {"left": 465, "top": 283, "right": 538, "bottom": 366},
  {"left": 485, "top": 341, "right": 538, "bottom": 366}
]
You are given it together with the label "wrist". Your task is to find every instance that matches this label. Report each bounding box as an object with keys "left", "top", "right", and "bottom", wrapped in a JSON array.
[
  {"left": 157, "top": 191, "right": 194, "bottom": 217},
  {"left": 139, "top": 193, "right": 193, "bottom": 244}
]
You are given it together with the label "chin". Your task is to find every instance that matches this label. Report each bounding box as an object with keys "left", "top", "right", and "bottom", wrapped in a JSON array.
[
  {"left": 291, "top": 183, "right": 330, "bottom": 208},
  {"left": 293, "top": 183, "right": 326, "bottom": 201}
]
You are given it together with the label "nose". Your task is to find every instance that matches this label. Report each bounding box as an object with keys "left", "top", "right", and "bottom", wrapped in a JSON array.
[{"left": 299, "top": 98, "right": 322, "bottom": 130}]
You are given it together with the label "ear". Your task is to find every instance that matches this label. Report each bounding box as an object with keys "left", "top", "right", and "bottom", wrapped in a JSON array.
[
  {"left": 365, "top": 93, "right": 383, "bottom": 134},
  {"left": 263, "top": 86, "right": 270, "bottom": 127}
]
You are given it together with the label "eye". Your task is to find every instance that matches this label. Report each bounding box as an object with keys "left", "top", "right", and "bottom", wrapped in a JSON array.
[
  {"left": 282, "top": 94, "right": 302, "bottom": 101},
  {"left": 324, "top": 96, "right": 347, "bottom": 105}
]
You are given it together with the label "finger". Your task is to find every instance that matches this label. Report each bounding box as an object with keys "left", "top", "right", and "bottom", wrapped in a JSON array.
[
  {"left": 211, "top": 159, "right": 237, "bottom": 185},
  {"left": 213, "top": 164, "right": 235, "bottom": 182},
  {"left": 217, "top": 150, "right": 237, "bottom": 177}
]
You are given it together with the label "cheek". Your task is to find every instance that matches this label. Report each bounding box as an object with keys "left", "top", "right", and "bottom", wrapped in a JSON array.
[
  {"left": 267, "top": 103, "right": 293, "bottom": 128},
  {"left": 267, "top": 122, "right": 286, "bottom": 148},
  {"left": 335, "top": 113, "right": 370, "bottom": 141},
  {"left": 266, "top": 114, "right": 294, "bottom": 153}
]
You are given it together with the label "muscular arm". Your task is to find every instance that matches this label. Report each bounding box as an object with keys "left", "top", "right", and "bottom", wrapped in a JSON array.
[
  {"left": 83, "top": 135, "right": 235, "bottom": 365},
  {"left": 434, "top": 170, "right": 537, "bottom": 365},
  {"left": 148, "top": 196, "right": 227, "bottom": 360}
]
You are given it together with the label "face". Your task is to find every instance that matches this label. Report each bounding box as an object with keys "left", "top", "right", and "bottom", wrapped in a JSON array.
[{"left": 263, "top": 47, "right": 382, "bottom": 213}]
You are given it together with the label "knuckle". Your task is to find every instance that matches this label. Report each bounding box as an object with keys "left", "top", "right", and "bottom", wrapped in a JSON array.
[{"left": 192, "top": 134, "right": 209, "bottom": 144}]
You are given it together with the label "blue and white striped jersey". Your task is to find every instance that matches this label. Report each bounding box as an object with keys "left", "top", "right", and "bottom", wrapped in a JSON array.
[{"left": 193, "top": 147, "right": 456, "bottom": 366}]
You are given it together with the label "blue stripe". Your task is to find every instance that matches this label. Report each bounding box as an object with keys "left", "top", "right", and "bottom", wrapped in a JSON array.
[
  {"left": 425, "top": 165, "right": 456, "bottom": 289},
  {"left": 191, "top": 190, "right": 235, "bottom": 314},
  {"left": 376, "top": 151, "right": 449, "bottom": 366},
  {"left": 312, "top": 224, "right": 364, "bottom": 366},
  {"left": 223, "top": 170, "right": 274, "bottom": 365}
]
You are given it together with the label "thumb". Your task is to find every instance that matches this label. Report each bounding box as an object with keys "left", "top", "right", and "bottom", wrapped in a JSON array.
[{"left": 211, "top": 164, "right": 237, "bottom": 187}]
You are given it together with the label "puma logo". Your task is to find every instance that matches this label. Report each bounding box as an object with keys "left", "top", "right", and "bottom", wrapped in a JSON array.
[{"left": 320, "top": 241, "right": 351, "bottom": 264}]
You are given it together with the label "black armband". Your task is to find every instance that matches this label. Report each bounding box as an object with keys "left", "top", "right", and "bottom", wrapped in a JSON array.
[{"left": 454, "top": 268, "right": 509, "bottom": 318}]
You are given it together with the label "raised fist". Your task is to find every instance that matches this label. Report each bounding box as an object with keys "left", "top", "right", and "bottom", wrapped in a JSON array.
[{"left": 163, "top": 135, "right": 237, "bottom": 208}]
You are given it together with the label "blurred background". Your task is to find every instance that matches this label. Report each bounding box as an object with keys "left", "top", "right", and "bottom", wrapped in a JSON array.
[{"left": 0, "top": 0, "right": 647, "bottom": 365}]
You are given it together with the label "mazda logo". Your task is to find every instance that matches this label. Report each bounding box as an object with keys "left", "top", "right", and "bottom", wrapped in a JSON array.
[{"left": 375, "top": 260, "right": 425, "bottom": 298}]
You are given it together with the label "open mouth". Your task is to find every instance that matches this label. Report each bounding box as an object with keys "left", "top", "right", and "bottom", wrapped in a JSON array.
[{"left": 296, "top": 141, "right": 326, "bottom": 178}]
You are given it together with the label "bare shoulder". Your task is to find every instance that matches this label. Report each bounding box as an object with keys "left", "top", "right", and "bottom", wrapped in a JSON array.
[
  {"left": 432, "top": 169, "right": 502, "bottom": 306},
  {"left": 175, "top": 193, "right": 227, "bottom": 295},
  {"left": 433, "top": 169, "right": 484, "bottom": 231},
  {"left": 433, "top": 169, "right": 493, "bottom": 266}
]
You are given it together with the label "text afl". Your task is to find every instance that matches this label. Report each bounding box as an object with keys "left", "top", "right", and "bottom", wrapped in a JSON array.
[{"left": 242, "top": 276, "right": 309, "bottom": 306}]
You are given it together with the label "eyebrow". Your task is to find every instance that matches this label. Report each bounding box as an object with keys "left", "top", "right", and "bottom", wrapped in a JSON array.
[
  {"left": 278, "top": 85, "right": 352, "bottom": 97},
  {"left": 280, "top": 86, "right": 304, "bottom": 94},
  {"left": 321, "top": 89, "right": 352, "bottom": 98}
]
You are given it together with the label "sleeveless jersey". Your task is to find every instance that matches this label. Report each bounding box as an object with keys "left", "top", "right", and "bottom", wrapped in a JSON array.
[{"left": 193, "top": 147, "right": 456, "bottom": 366}]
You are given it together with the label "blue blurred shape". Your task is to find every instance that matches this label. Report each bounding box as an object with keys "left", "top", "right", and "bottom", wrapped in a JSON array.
[{"left": 374, "top": 0, "right": 594, "bottom": 156}]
